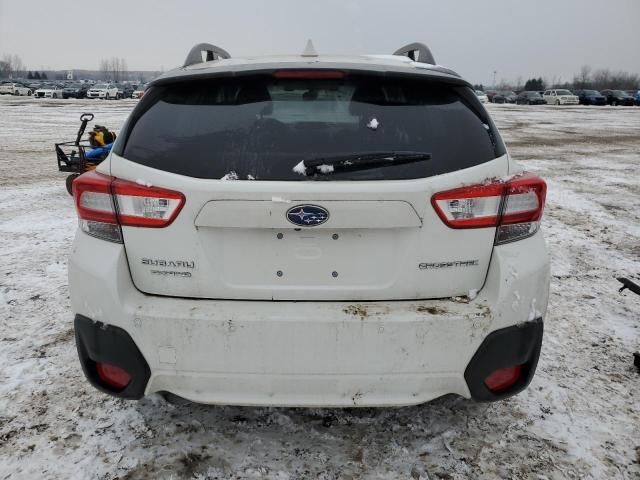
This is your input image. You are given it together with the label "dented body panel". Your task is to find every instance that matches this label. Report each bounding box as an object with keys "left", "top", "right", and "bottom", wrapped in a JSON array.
[{"left": 69, "top": 227, "right": 549, "bottom": 407}]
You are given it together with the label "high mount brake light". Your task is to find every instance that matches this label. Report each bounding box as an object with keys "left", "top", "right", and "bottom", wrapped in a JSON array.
[
  {"left": 431, "top": 174, "right": 546, "bottom": 244},
  {"left": 272, "top": 70, "right": 346, "bottom": 79},
  {"left": 72, "top": 171, "right": 185, "bottom": 243}
]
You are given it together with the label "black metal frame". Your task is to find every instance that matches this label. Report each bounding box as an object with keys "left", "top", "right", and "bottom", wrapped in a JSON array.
[{"left": 55, "top": 113, "right": 101, "bottom": 174}]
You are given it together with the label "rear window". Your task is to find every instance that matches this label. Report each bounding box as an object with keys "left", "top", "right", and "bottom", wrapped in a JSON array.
[{"left": 119, "top": 75, "right": 505, "bottom": 181}]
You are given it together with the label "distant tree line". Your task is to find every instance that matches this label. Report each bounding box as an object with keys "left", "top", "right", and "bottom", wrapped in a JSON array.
[
  {"left": 26, "top": 71, "right": 48, "bottom": 80},
  {"left": 572, "top": 65, "right": 639, "bottom": 90},
  {"left": 487, "top": 66, "right": 639, "bottom": 92}
]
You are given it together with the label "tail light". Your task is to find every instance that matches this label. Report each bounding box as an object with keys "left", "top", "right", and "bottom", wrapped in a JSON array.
[
  {"left": 431, "top": 173, "right": 546, "bottom": 244},
  {"left": 72, "top": 171, "right": 185, "bottom": 243}
]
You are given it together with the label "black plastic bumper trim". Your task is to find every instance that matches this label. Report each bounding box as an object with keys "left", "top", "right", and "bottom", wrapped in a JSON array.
[
  {"left": 464, "top": 318, "right": 543, "bottom": 402},
  {"left": 74, "top": 314, "right": 150, "bottom": 399}
]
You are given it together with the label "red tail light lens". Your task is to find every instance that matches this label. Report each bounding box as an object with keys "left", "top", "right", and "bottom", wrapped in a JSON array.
[
  {"left": 431, "top": 173, "right": 546, "bottom": 244},
  {"left": 96, "top": 362, "right": 131, "bottom": 390},
  {"left": 484, "top": 365, "right": 522, "bottom": 393},
  {"left": 72, "top": 171, "right": 185, "bottom": 242}
]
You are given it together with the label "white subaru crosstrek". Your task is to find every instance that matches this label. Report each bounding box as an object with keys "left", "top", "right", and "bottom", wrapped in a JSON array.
[{"left": 69, "top": 42, "right": 549, "bottom": 406}]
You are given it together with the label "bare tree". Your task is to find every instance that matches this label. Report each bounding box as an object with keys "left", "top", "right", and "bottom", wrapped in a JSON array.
[
  {"left": 11, "top": 54, "right": 25, "bottom": 76},
  {"left": 573, "top": 65, "right": 592, "bottom": 89},
  {"left": 0, "top": 58, "right": 10, "bottom": 78},
  {"left": 99, "top": 58, "right": 110, "bottom": 79},
  {"left": 515, "top": 76, "right": 524, "bottom": 91},
  {"left": 592, "top": 69, "right": 611, "bottom": 90},
  {"left": 0, "top": 53, "right": 26, "bottom": 78},
  {"left": 99, "top": 57, "right": 129, "bottom": 82}
]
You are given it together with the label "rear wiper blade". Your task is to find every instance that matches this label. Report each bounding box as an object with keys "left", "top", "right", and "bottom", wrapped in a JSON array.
[{"left": 293, "top": 151, "right": 432, "bottom": 176}]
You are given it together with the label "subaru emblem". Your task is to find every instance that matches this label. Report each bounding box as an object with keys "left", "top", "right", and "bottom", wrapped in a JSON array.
[{"left": 286, "top": 205, "right": 329, "bottom": 227}]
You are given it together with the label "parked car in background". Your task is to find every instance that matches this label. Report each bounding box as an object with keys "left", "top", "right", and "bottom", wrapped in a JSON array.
[
  {"left": 69, "top": 42, "right": 549, "bottom": 406},
  {"left": 516, "top": 91, "right": 546, "bottom": 105},
  {"left": 117, "top": 84, "right": 136, "bottom": 99},
  {"left": 131, "top": 84, "right": 147, "bottom": 99},
  {"left": 600, "top": 90, "right": 635, "bottom": 106},
  {"left": 628, "top": 90, "right": 640, "bottom": 106},
  {"left": 485, "top": 90, "right": 499, "bottom": 102},
  {"left": 475, "top": 90, "right": 489, "bottom": 103},
  {"left": 491, "top": 92, "right": 506, "bottom": 104},
  {"left": 34, "top": 84, "right": 64, "bottom": 98},
  {"left": 574, "top": 90, "right": 606, "bottom": 106},
  {"left": 500, "top": 91, "right": 518, "bottom": 103},
  {"left": 87, "top": 83, "right": 120, "bottom": 99},
  {"left": 543, "top": 89, "right": 579, "bottom": 105},
  {"left": 63, "top": 83, "right": 89, "bottom": 99},
  {"left": 0, "top": 82, "right": 32, "bottom": 96}
]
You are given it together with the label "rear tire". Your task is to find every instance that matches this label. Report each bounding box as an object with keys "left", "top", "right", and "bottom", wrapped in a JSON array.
[
  {"left": 555, "top": 100, "right": 560, "bottom": 105},
  {"left": 66, "top": 174, "right": 79, "bottom": 196}
]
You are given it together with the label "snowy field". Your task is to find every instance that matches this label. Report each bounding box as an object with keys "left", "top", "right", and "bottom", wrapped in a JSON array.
[{"left": 0, "top": 96, "right": 639, "bottom": 479}]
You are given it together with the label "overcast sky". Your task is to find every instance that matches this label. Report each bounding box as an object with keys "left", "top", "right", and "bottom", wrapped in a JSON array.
[{"left": 1, "top": 0, "right": 639, "bottom": 85}]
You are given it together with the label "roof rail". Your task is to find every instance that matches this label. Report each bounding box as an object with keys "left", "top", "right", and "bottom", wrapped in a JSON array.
[
  {"left": 393, "top": 43, "right": 435, "bottom": 65},
  {"left": 183, "top": 43, "right": 231, "bottom": 68}
]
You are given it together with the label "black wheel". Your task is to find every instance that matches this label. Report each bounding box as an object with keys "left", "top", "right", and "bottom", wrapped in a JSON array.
[
  {"left": 612, "top": 100, "right": 617, "bottom": 106},
  {"left": 66, "top": 174, "right": 80, "bottom": 195}
]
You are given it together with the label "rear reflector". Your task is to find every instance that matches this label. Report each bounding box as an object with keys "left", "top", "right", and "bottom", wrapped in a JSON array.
[
  {"left": 431, "top": 173, "right": 546, "bottom": 244},
  {"left": 96, "top": 362, "right": 131, "bottom": 390},
  {"left": 484, "top": 365, "right": 522, "bottom": 393},
  {"left": 273, "top": 70, "right": 346, "bottom": 79},
  {"left": 72, "top": 171, "right": 185, "bottom": 242}
]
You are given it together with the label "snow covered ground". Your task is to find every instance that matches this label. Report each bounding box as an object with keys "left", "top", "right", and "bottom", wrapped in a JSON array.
[{"left": 0, "top": 97, "right": 639, "bottom": 479}]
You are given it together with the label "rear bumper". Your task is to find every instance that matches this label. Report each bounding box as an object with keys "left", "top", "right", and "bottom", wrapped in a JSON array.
[{"left": 69, "top": 231, "right": 550, "bottom": 406}]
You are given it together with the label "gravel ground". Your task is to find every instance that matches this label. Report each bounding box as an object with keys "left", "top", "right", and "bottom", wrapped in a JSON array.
[{"left": 0, "top": 97, "right": 639, "bottom": 479}]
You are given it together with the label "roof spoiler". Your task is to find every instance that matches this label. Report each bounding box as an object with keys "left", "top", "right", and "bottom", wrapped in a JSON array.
[
  {"left": 183, "top": 43, "right": 231, "bottom": 68},
  {"left": 393, "top": 42, "right": 435, "bottom": 65}
]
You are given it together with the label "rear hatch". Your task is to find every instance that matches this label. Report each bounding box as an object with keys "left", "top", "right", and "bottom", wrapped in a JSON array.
[{"left": 110, "top": 71, "right": 508, "bottom": 301}]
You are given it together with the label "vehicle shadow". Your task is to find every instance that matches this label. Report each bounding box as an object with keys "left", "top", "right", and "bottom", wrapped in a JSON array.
[{"left": 119, "top": 393, "right": 495, "bottom": 479}]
